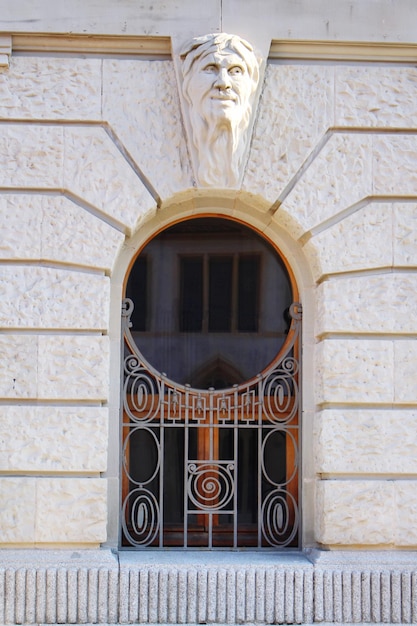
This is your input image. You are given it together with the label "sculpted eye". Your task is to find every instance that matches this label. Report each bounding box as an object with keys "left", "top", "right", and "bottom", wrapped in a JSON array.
[
  {"left": 203, "top": 64, "right": 217, "bottom": 73},
  {"left": 229, "top": 66, "right": 244, "bottom": 76}
]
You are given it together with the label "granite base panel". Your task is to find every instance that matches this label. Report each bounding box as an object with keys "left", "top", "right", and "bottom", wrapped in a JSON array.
[{"left": 0, "top": 550, "right": 416, "bottom": 624}]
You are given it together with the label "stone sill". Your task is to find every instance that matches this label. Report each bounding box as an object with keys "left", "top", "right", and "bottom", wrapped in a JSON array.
[{"left": 0, "top": 549, "right": 416, "bottom": 624}]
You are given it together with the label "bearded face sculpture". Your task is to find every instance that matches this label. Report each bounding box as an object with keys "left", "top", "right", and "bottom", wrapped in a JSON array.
[{"left": 180, "top": 33, "right": 260, "bottom": 188}]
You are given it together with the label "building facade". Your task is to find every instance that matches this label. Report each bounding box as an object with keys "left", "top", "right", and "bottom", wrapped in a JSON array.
[{"left": 0, "top": 0, "right": 417, "bottom": 622}]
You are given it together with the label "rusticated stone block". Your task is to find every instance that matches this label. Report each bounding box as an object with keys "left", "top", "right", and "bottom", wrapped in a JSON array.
[
  {"left": 0, "top": 334, "right": 38, "bottom": 399},
  {"left": 0, "top": 405, "right": 108, "bottom": 472},
  {"left": 336, "top": 66, "right": 417, "bottom": 127},
  {"left": 316, "top": 480, "right": 395, "bottom": 545},
  {"left": 394, "top": 203, "right": 417, "bottom": 266},
  {"left": 64, "top": 126, "right": 155, "bottom": 232},
  {"left": 304, "top": 201, "right": 392, "bottom": 280},
  {"left": 395, "top": 340, "right": 417, "bottom": 404},
  {"left": 315, "top": 339, "right": 393, "bottom": 405},
  {"left": 394, "top": 482, "right": 417, "bottom": 546},
  {"left": 0, "top": 195, "right": 42, "bottom": 260},
  {"left": 0, "top": 194, "right": 124, "bottom": 270},
  {"left": 0, "top": 56, "right": 101, "bottom": 119},
  {"left": 0, "top": 125, "right": 63, "bottom": 187},
  {"left": 41, "top": 194, "right": 125, "bottom": 270},
  {"left": 0, "top": 266, "right": 110, "bottom": 330},
  {"left": 373, "top": 135, "right": 417, "bottom": 195},
  {"left": 282, "top": 133, "right": 372, "bottom": 235},
  {"left": 35, "top": 477, "right": 107, "bottom": 543},
  {"left": 37, "top": 335, "right": 109, "bottom": 401},
  {"left": 0, "top": 478, "right": 36, "bottom": 543},
  {"left": 316, "top": 273, "right": 417, "bottom": 335},
  {"left": 103, "top": 59, "right": 192, "bottom": 198},
  {"left": 245, "top": 63, "right": 334, "bottom": 202},
  {"left": 315, "top": 409, "right": 417, "bottom": 475}
]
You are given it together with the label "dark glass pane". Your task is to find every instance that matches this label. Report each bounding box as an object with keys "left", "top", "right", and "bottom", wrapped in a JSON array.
[
  {"left": 163, "top": 428, "right": 184, "bottom": 525},
  {"left": 263, "top": 429, "right": 286, "bottom": 489},
  {"left": 126, "top": 256, "right": 148, "bottom": 331},
  {"left": 238, "top": 429, "right": 258, "bottom": 524},
  {"left": 180, "top": 257, "right": 203, "bottom": 332},
  {"left": 238, "top": 255, "right": 259, "bottom": 332},
  {"left": 208, "top": 257, "right": 232, "bottom": 332}
]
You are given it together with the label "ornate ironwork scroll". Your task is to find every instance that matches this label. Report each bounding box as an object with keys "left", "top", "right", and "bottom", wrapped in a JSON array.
[{"left": 120, "top": 298, "right": 301, "bottom": 549}]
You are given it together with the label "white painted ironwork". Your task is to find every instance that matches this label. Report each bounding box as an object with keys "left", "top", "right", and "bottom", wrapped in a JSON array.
[{"left": 121, "top": 298, "right": 302, "bottom": 549}]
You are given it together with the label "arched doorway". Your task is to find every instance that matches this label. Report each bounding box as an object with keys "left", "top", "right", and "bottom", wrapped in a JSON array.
[{"left": 120, "top": 217, "right": 301, "bottom": 548}]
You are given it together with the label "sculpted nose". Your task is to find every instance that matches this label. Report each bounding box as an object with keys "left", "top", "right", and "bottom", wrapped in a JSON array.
[{"left": 214, "top": 68, "right": 231, "bottom": 89}]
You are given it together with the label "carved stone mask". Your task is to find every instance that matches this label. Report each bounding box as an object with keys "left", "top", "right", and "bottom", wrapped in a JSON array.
[{"left": 180, "top": 33, "right": 260, "bottom": 187}]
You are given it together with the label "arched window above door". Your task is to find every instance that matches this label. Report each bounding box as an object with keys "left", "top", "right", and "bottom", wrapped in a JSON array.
[{"left": 121, "top": 217, "right": 301, "bottom": 549}]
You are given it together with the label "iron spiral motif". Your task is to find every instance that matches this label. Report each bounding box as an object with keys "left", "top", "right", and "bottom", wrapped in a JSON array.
[
  {"left": 261, "top": 489, "right": 299, "bottom": 547},
  {"left": 123, "top": 355, "right": 161, "bottom": 423},
  {"left": 188, "top": 462, "right": 235, "bottom": 511},
  {"left": 122, "top": 488, "right": 160, "bottom": 546},
  {"left": 262, "top": 357, "right": 299, "bottom": 423}
]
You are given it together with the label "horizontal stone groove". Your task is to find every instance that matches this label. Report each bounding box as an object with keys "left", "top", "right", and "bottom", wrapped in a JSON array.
[
  {"left": 0, "top": 259, "right": 107, "bottom": 276},
  {"left": 302, "top": 195, "right": 417, "bottom": 243},
  {"left": 0, "top": 329, "right": 106, "bottom": 336},
  {"left": 316, "top": 267, "right": 417, "bottom": 285},
  {"left": 0, "top": 562, "right": 417, "bottom": 624},
  {"left": 0, "top": 399, "right": 105, "bottom": 407},
  {"left": 317, "top": 402, "right": 417, "bottom": 411},
  {"left": 0, "top": 187, "right": 128, "bottom": 234},
  {"left": 319, "top": 473, "right": 417, "bottom": 480}
]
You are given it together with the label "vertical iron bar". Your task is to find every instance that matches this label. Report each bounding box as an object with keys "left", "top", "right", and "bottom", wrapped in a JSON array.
[
  {"left": 159, "top": 377, "right": 165, "bottom": 548},
  {"left": 257, "top": 376, "right": 263, "bottom": 548},
  {"left": 184, "top": 385, "right": 190, "bottom": 548},
  {"left": 233, "top": 401, "right": 238, "bottom": 548}
]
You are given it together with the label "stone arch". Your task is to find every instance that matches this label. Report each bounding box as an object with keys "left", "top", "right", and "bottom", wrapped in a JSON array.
[{"left": 106, "top": 190, "right": 316, "bottom": 548}]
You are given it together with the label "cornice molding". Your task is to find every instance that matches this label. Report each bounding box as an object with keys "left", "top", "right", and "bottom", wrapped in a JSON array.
[
  {"left": 0, "top": 36, "right": 12, "bottom": 67},
  {"left": 269, "top": 40, "right": 417, "bottom": 63},
  {"left": 9, "top": 32, "right": 171, "bottom": 57},
  {"left": 3, "top": 33, "right": 417, "bottom": 64}
]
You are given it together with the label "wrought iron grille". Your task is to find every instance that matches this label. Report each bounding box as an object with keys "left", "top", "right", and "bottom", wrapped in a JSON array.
[{"left": 120, "top": 298, "right": 302, "bottom": 549}]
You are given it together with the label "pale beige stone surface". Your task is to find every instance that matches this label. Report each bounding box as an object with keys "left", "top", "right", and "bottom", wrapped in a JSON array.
[
  {"left": 0, "top": 477, "right": 36, "bottom": 544},
  {"left": 304, "top": 202, "right": 392, "bottom": 280},
  {"left": 103, "top": 59, "right": 192, "bottom": 198},
  {"left": 315, "top": 409, "right": 417, "bottom": 475},
  {"left": 0, "top": 406, "right": 108, "bottom": 472},
  {"left": 373, "top": 135, "right": 417, "bottom": 195},
  {"left": 395, "top": 481, "right": 417, "bottom": 546},
  {"left": 0, "top": 194, "right": 124, "bottom": 269},
  {"left": 35, "top": 477, "right": 107, "bottom": 543},
  {"left": 64, "top": 126, "right": 155, "bottom": 231},
  {"left": 316, "top": 480, "right": 395, "bottom": 545},
  {"left": 394, "top": 341, "right": 417, "bottom": 403},
  {"left": 0, "top": 335, "right": 109, "bottom": 400},
  {"left": 245, "top": 64, "right": 334, "bottom": 202},
  {"left": 0, "top": 195, "right": 42, "bottom": 259},
  {"left": 0, "top": 335, "right": 38, "bottom": 399},
  {"left": 0, "top": 125, "right": 63, "bottom": 187},
  {"left": 336, "top": 66, "right": 417, "bottom": 127},
  {"left": 38, "top": 335, "right": 109, "bottom": 400},
  {"left": 315, "top": 339, "right": 394, "bottom": 404},
  {"left": 394, "top": 202, "right": 417, "bottom": 266},
  {"left": 0, "top": 56, "right": 101, "bottom": 119},
  {"left": 42, "top": 196, "right": 125, "bottom": 270},
  {"left": 316, "top": 273, "right": 417, "bottom": 335},
  {"left": 281, "top": 134, "right": 372, "bottom": 235},
  {"left": 0, "top": 266, "right": 109, "bottom": 330}
]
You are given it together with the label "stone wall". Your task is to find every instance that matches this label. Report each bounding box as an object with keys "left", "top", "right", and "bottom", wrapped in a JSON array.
[{"left": 0, "top": 44, "right": 416, "bottom": 556}]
